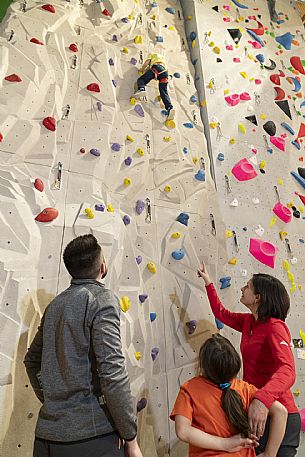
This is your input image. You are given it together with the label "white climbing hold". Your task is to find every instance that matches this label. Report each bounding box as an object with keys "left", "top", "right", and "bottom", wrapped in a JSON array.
[
  {"left": 241, "top": 269, "right": 248, "bottom": 277},
  {"left": 290, "top": 257, "right": 298, "bottom": 265},
  {"left": 249, "top": 155, "right": 258, "bottom": 165},
  {"left": 252, "top": 197, "right": 260, "bottom": 204},
  {"left": 230, "top": 198, "right": 239, "bottom": 207},
  {"left": 255, "top": 225, "right": 265, "bottom": 237}
]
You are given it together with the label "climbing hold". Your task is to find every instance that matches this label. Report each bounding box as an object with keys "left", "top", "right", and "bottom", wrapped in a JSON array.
[
  {"left": 134, "top": 35, "right": 143, "bottom": 44},
  {"left": 228, "top": 257, "right": 238, "bottom": 265},
  {"left": 290, "top": 56, "right": 305, "bottom": 75},
  {"left": 270, "top": 136, "right": 285, "bottom": 152},
  {"left": 183, "top": 122, "right": 194, "bottom": 129},
  {"left": 136, "top": 148, "right": 144, "bottom": 157},
  {"left": 164, "top": 185, "right": 171, "bottom": 192},
  {"left": 186, "top": 320, "right": 197, "bottom": 335},
  {"left": 240, "top": 71, "right": 248, "bottom": 79},
  {"left": 256, "top": 54, "right": 265, "bottom": 63},
  {"left": 217, "top": 153, "right": 225, "bottom": 161},
  {"left": 156, "top": 36, "right": 163, "bottom": 43},
  {"left": 150, "top": 312, "right": 157, "bottom": 322},
  {"left": 124, "top": 157, "right": 132, "bottom": 166},
  {"left": 213, "top": 46, "right": 220, "bottom": 54},
  {"left": 176, "top": 212, "right": 189, "bottom": 226},
  {"left": 225, "top": 94, "right": 240, "bottom": 106},
  {"left": 215, "top": 318, "right": 224, "bottom": 330},
  {"left": 165, "top": 120, "right": 176, "bottom": 129},
  {"left": 120, "top": 296, "right": 131, "bottom": 312},
  {"left": 227, "top": 29, "right": 242, "bottom": 44},
  {"left": 136, "top": 255, "right": 142, "bottom": 265},
  {"left": 249, "top": 238, "right": 277, "bottom": 268},
  {"left": 151, "top": 348, "right": 159, "bottom": 361},
  {"left": 126, "top": 135, "right": 134, "bottom": 142},
  {"left": 173, "top": 73, "right": 181, "bottom": 78},
  {"left": 195, "top": 170, "right": 205, "bottom": 181},
  {"left": 220, "top": 277, "right": 231, "bottom": 289},
  {"left": 264, "top": 59, "right": 276, "bottom": 70},
  {"left": 134, "top": 104, "right": 144, "bottom": 117},
  {"left": 230, "top": 198, "right": 239, "bottom": 207},
  {"left": 171, "top": 232, "right": 181, "bottom": 239},
  {"left": 121, "top": 47, "right": 129, "bottom": 54},
  {"left": 226, "top": 230, "right": 233, "bottom": 238},
  {"left": 90, "top": 148, "right": 101, "bottom": 157},
  {"left": 281, "top": 123, "right": 295, "bottom": 135},
  {"left": 247, "top": 30, "right": 264, "bottom": 47},
  {"left": 34, "top": 178, "right": 44, "bottom": 192},
  {"left": 232, "top": 158, "right": 257, "bottom": 181},
  {"left": 273, "top": 201, "right": 292, "bottom": 223},
  {"left": 238, "top": 123, "right": 247, "bottom": 134},
  {"left": 43, "top": 116, "right": 56, "bottom": 131},
  {"left": 136, "top": 200, "right": 145, "bottom": 215},
  {"left": 95, "top": 204, "right": 105, "bottom": 212},
  {"left": 85, "top": 208, "right": 94, "bottom": 219},
  {"left": 97, "top": 101, "right": 103, "bottom": 111},
  {"left": 190, "top": 95, "right": 197, "bottom": 103},
  {"left": 30, "top": 38, "right": 44, "bottom": 45},
  {"left": 263, "top": 121, "right": 276, "bottom": 136},
  {"left": 171, "top": 249, "right": 185, "bottom": 260},
  {"left": 229, "top": 138, "right": 236, "bottom": 145},
  {"left": 275, "top": 32, "right": 294, "bottom": 50},
  {"left": 279, "top": 231, "right": 288, "bottom": 241},
  {"left": 270, "top": 74, "right": 280, "bottom": 85},
  {"left": 147, "top": 262, "right": 157, "bottom": 273},
  {"left": 35, "top": 207, "right": 58, "bottom": 223},
  {"left": 123, "top": 178, "right": 131, "bottom": 187},
  {"left": 240, "top": 92, "right": 251, "bottom": 101},
  {"left": 130, "top": 58, "right": 137, "bottom": 65},
  {"left": 107, "top": 204, "right": 114, "bottom": 212},
  {"left": 138, "top": 293, "right": 148, "bottom": 304},
  {"left": 137, "top": 398, "right": 147, "bottom": 412},
  {"left": 111, "top": 143, "right": 121, "bottom": 152},
  {"left": 87, "top": 83, "right": 100, "bottom": 93},
  {"left": 275, "top": 100, "right": 292, "bottom": 120},
  {"left": 245, "top": 115, "right": 258, "bottom": 126},
  {"left": 102, "top": 8, "right": 110, "bottom": 16},
  {"left": 4, "top": 74, "right": 22, "bottom": 82},
  {"left": 190, "top": 31, "right": 197, "bottom": 41},
  {"left": 287, "top": 77, "right": 301, "bottom": 93},
  {"left": 42, "top": 4, "right": 56, "bottom": 13},
  {"left": 255, "top": 225, "right": 265, "bottom": 237},
  {"left": 165, "top": 7, "right": 176, "bottom": 14},
  {"left": 69, "top": 43, "right": 78, "bottom": 52},
  {"left": 80, "top": 148, "right": 86, "bottom": 154}
]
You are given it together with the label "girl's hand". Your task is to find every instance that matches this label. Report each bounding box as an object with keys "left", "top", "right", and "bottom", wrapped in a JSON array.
[
  {"left": 224, "top": 434, "right": 258, "bottom": 453},
  {"left": 197, "top": 261, "right": 212, "bottom": 285}
]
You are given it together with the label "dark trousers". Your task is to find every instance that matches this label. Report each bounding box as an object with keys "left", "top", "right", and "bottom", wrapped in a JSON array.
[
  {"left": 256, "top": 413, "right": 301, "bottom": 457},
  {"left": 137, "top": 64, "right": 173, "bottom": 110},
  {"left": 33, "top": 432, "right": 124, "bottom": 457}
]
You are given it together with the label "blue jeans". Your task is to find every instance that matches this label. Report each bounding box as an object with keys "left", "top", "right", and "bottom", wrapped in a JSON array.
[{"left": 137, "top": 64, "right": 173, "bottom": 111}]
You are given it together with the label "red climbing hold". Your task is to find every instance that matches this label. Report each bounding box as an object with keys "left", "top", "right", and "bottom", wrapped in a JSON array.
[
  {"left": 270, "top": 74, "right": 280, "bottom": 85},
  {"left": 290, "top": 56, "right": 305, "bottom": 75},
  {"left": 34, "top": 178, "right": 44, "bottom": 192},
  {"left": 42, "top": 4, "right": 56, "bottom": 13},
  {"left": 87, "top": 83, "right": 100, "bottom": 93},
  {"left": 0, "top": 133, "right": 3, "bottom": 142},
  {"left": 35, "top": 207, "right": 58, "bottom": 222},
  {"left": 102, "top": 8, "right": 110, "bottom": 16},
  {"left": 30, "top": 38, "right": 44, "bottom": 45},
  {"left": 296, "top": 192, "right": 305, "bottom": 205},
  {"left": 4, "top": 74, "right": 22, "bottom": 82},
  {"left": 297, "top": 123, "right": 305, "bottom": 141},
  {"left": 69, "top": 43, "right": 78, "bottom": 52},
  {"left": 43, "top": 116, "right": 56, "bottom": 131},
  {"left": 247, "top": 20, "right": 264, "bottom": 36},
  {"left": 274, "top": 87, "right": 285, "bottom": 101}
]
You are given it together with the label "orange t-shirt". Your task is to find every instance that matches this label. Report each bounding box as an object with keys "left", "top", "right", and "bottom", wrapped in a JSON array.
[{"left": 170, "top": 376, "right": 257, "bottom": 457}]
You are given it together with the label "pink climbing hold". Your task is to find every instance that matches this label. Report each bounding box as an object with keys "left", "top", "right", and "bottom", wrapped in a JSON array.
[
  {"left": 69, "top": 43, "right": 78, "bottom": 52},
  {"left": 4, "top": 74, "right": 22, "bottom": 82},
  {"left": 270, "top": 136, "right": 285, "bottom": 152},
  {"left": 225, "top": 94, "right": 240, "bottom": 106},
  {"left": 300, "top": 409, "right": 305, "bottom": 431},
  {"left": 35, "top": 207, "right": 58, "bottom": 222},
  {"left": 255, "top": 79, "right": 262, "bottom": 85},
  {"left": 273, "top": 202, "right": 292, "bottom": 223},
  {"left": 87, "top": 83, "right": 100, "bottom": 93},
  {"left": 249, "top": 238, "right": 277, "bottom": 269},
  {"left": 43, "top": 116, "right": 56, "bottom": 131},
  {"left": 30, "top": 38, "right": 44, "bottom": 45},
  {"left": 232, "top": 158, "right": 258, "bottom": 181},
  {"left": 42, "top": 4, "right": 56, "bottom": 13},
  {"left": 34, "top": 178, "right": 44, "bottom": 192},
  {"left": 240, "top": 92, "right": 251, "bottom": 101}
]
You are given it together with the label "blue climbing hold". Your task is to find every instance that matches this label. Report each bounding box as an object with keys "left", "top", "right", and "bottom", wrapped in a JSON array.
[
  {"left": 195, "top": 170, "right": 205, "bottom": 181},
  {"left": 123, "top": 215, "right": 131, "bottom": 225},
  {"left": 183, "top": 122, "right": 194, "bottom": 129},
  {"left": 152, "top": 2, "right": 158, "bottom": 6},
  {"left": 247, "top": 30, "right": 265, "bottom": 47},
  {"left": 190, "top": 31, "right": 197, "bottom": 41},
  {"left": 281, "top": 122, "right": 295, "bottom": 135},
  {"left": 215, "top": 318, "right": 224, "bottom": 330},
  {"left": 291, "top": 140, "right": 301, "bottom": 150},
  {"left": 256, "top": 54, "right": 265, "bottom": 63},
  {"left": 192, "top": 59, "right": 198, "bottom": 65},
  {"left": 291, "top": 171, "right": 305, "bottom": 190},
  {"left": 173, "top": 72, "right": 181, "bottom": 78},
  {"left": 150, "top": 312, "right": 157, "bottom": 322},
  {"left": 176, "top": 212, "right": 189, "bottom": 226},
  {"left": 156, "top": 36, "right": 163, "bottom": 42},
  {"left": 183, "top": 147, "right": 188, "bottom": 154},
  {"left": 231, "top": 0, "right": 248, "bottom": 8},
  {"left": 172, "top": 249, "right": 185, "bottom": 260},
  {"left": 220, "top": 276, "right": 231, "bottom": 289},
  {"left": 165, "top": 7, "right": 176, "bottom": 14},
  {"left": 275, "top": 32, "right": 294, "bottom": 50},
  {"left": 190, "top": 95, "right": 197, "bottom": 103},
  {"left": 217, "top": 153, "right": 225, "bottom": 161}
]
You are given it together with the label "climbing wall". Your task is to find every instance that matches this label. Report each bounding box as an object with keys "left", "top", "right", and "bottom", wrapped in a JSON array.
[
  {"left": 0, "top": 1, "right": 234, "bottom": 456},
  {"left": 181, "top": 0, "right": 305, "bottom": 454}
]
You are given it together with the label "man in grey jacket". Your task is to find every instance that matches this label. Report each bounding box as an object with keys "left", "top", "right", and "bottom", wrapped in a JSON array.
[{"left": 24, "top": 234, "right": 143, "bottom": 457}]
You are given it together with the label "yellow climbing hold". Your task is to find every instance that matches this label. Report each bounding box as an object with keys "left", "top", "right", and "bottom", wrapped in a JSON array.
[
  {"left": 209, "top": 42, "right": 215, "bottom": 47},
  {"left": 85, "top": 208, "right": 94, "bottom": 219},
  {"left": 224, "top": 89, "right": 230, "bottom": 95},
  {"left": 279, "top": 231, "right": 288, "bottom": 241},
  {"left": 228, "top": 257, "right": 238, "bottom": 265},
  {"left": 259, "top": 160, "right": 266, "bottom": 169},
  {"left": 240, "top": 71, "right": 248, "bottom": 79},
  {"left": 191, "top": 39, "right": 196, "bottom": 48},
  {"left": 124, "top": 178, "right": 132, "bottom": 186},
  {"left": 193, "top": 157, "right": 199, "bottom": 164},
  {"left": 165, "top": 119, "right": 176, "bottom": 129},
  {"left": 135, "top": 351, "right": 142, "bottom": 361},
  {"left": 238, "top": 123, "right": 246, "bottom": 134},
  {"left": 293, "top": 389, "right": 301, "bottom": 397},
  {"left": 120, "top": 296, "right": 131, "bottom": 313},
  {"left": 278, "top": 178, "right": 283, "bottom": 185},
  {"left": 128, "top": 13, "right": 134, "bottom": 20},
  {"left": 283, "top": 259, "right": 290, "bottom": 272},
  {"left": 121, "top": 47, "right": 129, "bottom": 54},
  {"left": 226, "top": 230, "right": 233, "bottom": 238},
  {"left": 299, "top": 206, "right": 304, "bottom": 213},
  {"left": 137, "top": 148, "right": 144, "bottom": 156},
  {"left": 163, "top": 136, "right": 171, "bottom": 142},
  {"left": 134, "top": 35, "right": 143, "bottom": 44},
  {"left": 287, "top": 271, "right": 295, "bottom": 283},
  {"left": 300, "top": 329, "right": 305, "bottom": 346},
  {"left": 147, "top": 262, "right": 157, "bottom": 273},
  {"left": 164, "top": 185, "right": 171, "bottom": 192},
  {"left": 157, "top": 95, "right": 161, "bottom": 102},
  {"left": 260, "top": 114, "right": 267, "bottom": 119},
  {"left": 187, "top": 15, "right": 192, "bottom": 20},
  {"left": 209, "top": 122, "right": 218, "bottom": 129},
  {"left": 130, "top": 97, "right": 136, "bottom": 105},
  {"left": 287, "top": 202, "right": 293, "bottom": 208},
  {"left": 229, "top": 138, "right": 236, "bottom": 145},
  {"left": 171, "top": 232, "right": 181, "bottom": 239},
  {"left": 168, "top": 26, "right": 175, "bottom": 31},
  {"left": 107, "top": 204, "right": 114, "bottom": 212},
  {"left": 269, "top": 216, "right": 277, "bottom": 227},
  {"left": 201, "top": 100, "right": 206, "bottom": 107},
  {"left": 151, "top": 14, "right": 157, "bottom": 20},
  {"left": 213, "top": 46, "right": 220, "bottom": 54},
  {"left": 126, "top": 134, "right": 134, "bottom": 142}
]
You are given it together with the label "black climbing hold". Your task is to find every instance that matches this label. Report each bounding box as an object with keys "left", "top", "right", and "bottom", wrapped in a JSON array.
[
  {"left": 212, "top": 5, "right": 219, "bottom": 12},
  {"left": 245, "top": 19, "right": 249, "bottom": 23},
  {"left": 263, "top": 120, "right": 276, "bottom": 136},
  {"left": 292, "top": 206, "right": 301, "bottom": 218},
  {"left": 217, "top": 58, "right": 222, "bottom": 62},
  {"left": 298, "top": 167, "right": 305, "bottom": 179},
  {"left": 264, "top": 59, "right": 276, "bottom": 70},
  {"left": 245, "top": 115, "right": 258, "bottom": 126},
  {"left": 275, "top": 100, "right": 292, "bottom": 120},
  {"left": 259, "top": 169, "right": 266, "bottom": 174},
  {"left": 258, "top": 14, "right": 262, "bottom": 19},
  {"left": 227, "top": 29, "right": 242, "bottom": 44}
]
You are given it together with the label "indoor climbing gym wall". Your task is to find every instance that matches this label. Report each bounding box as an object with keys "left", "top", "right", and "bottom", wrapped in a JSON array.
[{"left": 0, "top": 1, "right": 305, "bottom": 457}]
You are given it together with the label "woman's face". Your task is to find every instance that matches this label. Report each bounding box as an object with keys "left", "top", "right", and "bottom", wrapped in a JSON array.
[{"left": 240, "top": 279, "right": 260, "bottom": 315}]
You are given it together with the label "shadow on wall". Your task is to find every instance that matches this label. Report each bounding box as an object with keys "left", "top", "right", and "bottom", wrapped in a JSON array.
[{"left": 1, "top": 289, "right": 54, "bottom": 457}]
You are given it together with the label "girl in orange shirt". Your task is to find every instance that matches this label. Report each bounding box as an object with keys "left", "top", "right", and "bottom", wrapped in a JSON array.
[{"left": 170, "top": 334, "right": 287, "bottom": 457}]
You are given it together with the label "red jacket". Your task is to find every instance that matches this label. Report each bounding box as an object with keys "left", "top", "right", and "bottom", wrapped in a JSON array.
[{"left": 206, "top": 283, "right": 298, "bottom": 413}]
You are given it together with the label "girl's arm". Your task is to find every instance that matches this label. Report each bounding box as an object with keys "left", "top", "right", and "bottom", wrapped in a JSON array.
[
  {"left": 259, "top": 401, "right": 287, "bottom": 457},
  {"left": 175, "top": 415, "right": 257, "bottom": 453}
]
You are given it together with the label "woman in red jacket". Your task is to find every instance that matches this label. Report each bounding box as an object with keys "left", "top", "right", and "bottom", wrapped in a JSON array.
[{"left": 197, "top": 262, "right": 301, "bottom": 457}]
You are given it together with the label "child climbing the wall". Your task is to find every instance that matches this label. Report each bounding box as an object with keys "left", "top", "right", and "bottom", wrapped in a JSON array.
[
  {"left": 170, "top": 334, "right": 287, "bottom": 457},
  {"left": 134, "top": 52, "right": 175, "bottom": 120}
]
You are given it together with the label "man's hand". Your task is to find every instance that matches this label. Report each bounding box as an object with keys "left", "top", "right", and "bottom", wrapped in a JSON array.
[
  {"left": 223, "top": 434, "right": 258, "bottom": 453},
  {"left": 248, "top": 399, "right": 269, "bottom": 439},
  {"left": 197, "top": 261, "right": 212, "bottom": 286},
  {"left": 124, "top": 438, "right": 143, "bottom": 457}
]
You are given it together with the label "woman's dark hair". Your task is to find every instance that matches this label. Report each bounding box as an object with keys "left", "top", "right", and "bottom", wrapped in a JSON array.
[
  {"left": 63, "top": 234, "right": 102, "bottom": 279},
  {"left": 252, "top": 273, "right": 290, "bottom": 322},
  {"left": 199, "top": 334, "right": 251, "bottom": 438}
]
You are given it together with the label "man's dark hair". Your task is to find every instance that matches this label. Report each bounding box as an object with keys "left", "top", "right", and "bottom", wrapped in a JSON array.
[
  {"left": 252, "top": 273, "right": 290, "bottom": 322},
  {"left": 63, "top": 234, "right": 102, "bottom": 279},
  {"left": 199, "top": 334, "right": 251, "bottom": 438}
]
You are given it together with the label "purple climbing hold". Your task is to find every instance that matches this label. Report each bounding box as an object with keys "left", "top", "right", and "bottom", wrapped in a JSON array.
[
  {"left": 90, "top": 148, "right": 101, "bottom": 157},
  {"left": 112, "top": 80, "right": 118, "bottom": 87},
  {"left": 112, "top": 35, "right": 118, "bottom": 42},
  {"left": 134, "top": 104, "right": 145, "bottom": 117},
  {"left": 96, "top": 101, "right": 103, "bottom": 111},
  {"left": 139, "top": 293, "right": 148, "bottom": 303},
  {"left": 130, "top": 57, "right": 137, "bottom": 65},
  {"left": 136, "top": 255, "right": 142, "bottom": 265},
  {"left": 95, "top": 204, "right": 105, "bottom": 211},
  {"left": 108, "top": 58, "right": 114, "bottom": 66},
  {"left": 121, "top": 17, "right": 129, "bottom": 23},
  {"left": 124, "top": 156, "right": 132, "bottom": 166},
  {"left": 137, "top": 398, "right": 147, "bottom": 412},
  {"left": 151, "top": 347, "right": 159, "bottom": 361},
  {"left": 111, "top": 143, "right": 121, "bottom": 152},
  {"left": 136, "top": 200, "right": 145, "bottom": 214},
  {"left": 123, "top": 215, "right": 131, "bottom": 225},
  {"left": 186, "top": 320, "right": 197, "bottom": 335}
]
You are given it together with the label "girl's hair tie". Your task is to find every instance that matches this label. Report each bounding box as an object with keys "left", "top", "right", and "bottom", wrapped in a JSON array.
[{"left": 219, "top": 382, "right": 231, "bottom": 390}]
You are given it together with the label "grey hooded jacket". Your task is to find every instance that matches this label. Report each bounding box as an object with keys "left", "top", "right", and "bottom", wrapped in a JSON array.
[{"left": 24, "top": 279, "right": 137, "bottom": 442}]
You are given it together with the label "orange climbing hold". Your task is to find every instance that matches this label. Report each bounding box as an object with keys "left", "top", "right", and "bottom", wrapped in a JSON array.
[{"left": 34, "top": 178, "right": 44, "bottom": 192}]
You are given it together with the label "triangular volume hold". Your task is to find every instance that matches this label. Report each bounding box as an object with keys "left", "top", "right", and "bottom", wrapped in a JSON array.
[
  {"left": 212, "top": 5, "right": 219, "bottom": 12},
  {"left": 275, "top": 100, "right": 292, "bottom": 120},
  {"left": 245, "top": 115, "right": 258, "bottom": 126},
  {"left": 228, "top": 29, "right": 242, "bottom": 44}
]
